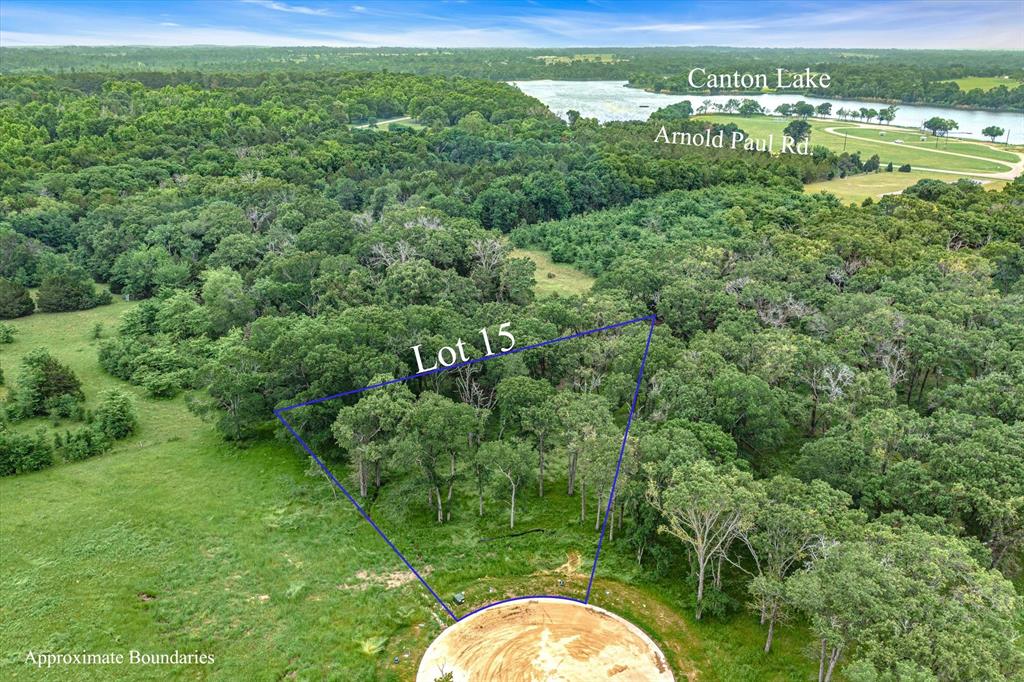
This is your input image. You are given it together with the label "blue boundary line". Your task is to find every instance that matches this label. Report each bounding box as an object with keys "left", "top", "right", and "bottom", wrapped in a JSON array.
[
  {"left": 276, "top": 314, "right": 653, "bottom": 412},
  {"left": 585, "top": 315, "right": 655, "bottom": 603},
  {"left": 274, "top": 314, "right": 656, "bottom": 621}
]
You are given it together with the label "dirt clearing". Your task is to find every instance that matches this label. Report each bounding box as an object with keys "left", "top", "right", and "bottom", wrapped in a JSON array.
[{"left": 416, "top": 597, "right": 673, "bottom": 681}]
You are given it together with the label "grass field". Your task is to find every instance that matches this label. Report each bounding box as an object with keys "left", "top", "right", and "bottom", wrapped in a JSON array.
[
  {"left": 695, "top": 115, "right": 1018, "bottom": 174},
  {"left": 511, "top": 247, "right": 596, "bottom": 297},
  {"left": 835, "top": 125, "right": 1019, "bottom": 162},
  {"left": 806, "top": 171, "right": 1005, "bottom": 204},
  {"left": 1, "top": 303, "right": 824, "bottom": 680},
  {"left": 943, "top": 76, "right": 1022, "bottom": 91}
]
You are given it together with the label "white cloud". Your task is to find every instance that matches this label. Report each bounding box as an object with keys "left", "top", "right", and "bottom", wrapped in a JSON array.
[
  {"left": 0, "top": 27, "right": 345, "bottom": 47},
  {"left": 159, "top": 22, "right": 180, "bottom": 27},
  {"left": 240, "top": 0, "right": 330, "bottom": 17}
]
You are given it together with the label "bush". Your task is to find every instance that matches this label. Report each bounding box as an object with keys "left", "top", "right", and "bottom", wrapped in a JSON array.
[
  {"left": 35, "top": 266, "right": 107, "bottom": 313},
  {"left": 9, "top": 348, "right": 84, "bottom": 419},
  {"left": 0, "top": 322, "right": 16, "bottom": 343},
  {"left": 898, "top": 164, "right": 912, "bottom": 173},
  {"left": 45, "top": 394, "right": 84, "bottom": 421},
  {"left": 0, "top": 278, "right": 34, "bottom": 319},
  {"left": 61, "top": 426, "right": 111, "bottom": 462},
  {"left": 94, "top": 388, "right": 138, "bottom": 440},
  {"left": 0, "top": 427, "right": 54, "bottom": 476}
]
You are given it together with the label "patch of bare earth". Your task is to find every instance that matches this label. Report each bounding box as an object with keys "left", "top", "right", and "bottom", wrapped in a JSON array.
[
  {"left": 416, "top": 598, "right": 674, "bottom": 682},
  {"left": 337, "top": 567, "right": 433, "bottom": 591}
]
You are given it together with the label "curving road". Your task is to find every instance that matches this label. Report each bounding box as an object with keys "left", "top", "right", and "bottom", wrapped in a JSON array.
[{"left": 820, "top": 125, "right": 1024, "bottom": 180}]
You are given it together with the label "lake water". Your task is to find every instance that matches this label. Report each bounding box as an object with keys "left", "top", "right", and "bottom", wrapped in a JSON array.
[{"left": 511, "top": 80, "right": 1024, "bottom": 144}]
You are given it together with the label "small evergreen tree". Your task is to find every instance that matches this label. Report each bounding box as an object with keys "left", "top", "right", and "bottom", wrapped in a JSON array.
[
  {"left": 94, "top": 388, "right": 138, "bottom": 440},
  {"left": 0, "top": 278, "right": 34, "bottom": 319}
]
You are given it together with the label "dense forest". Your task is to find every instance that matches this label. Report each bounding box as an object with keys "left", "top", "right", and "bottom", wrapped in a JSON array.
[
  {"left": 3, "top": 46, "right": 1022, "bottom": 110},
  {"left": 2, "top": 60, "right": 1023, "bottom": 681}
]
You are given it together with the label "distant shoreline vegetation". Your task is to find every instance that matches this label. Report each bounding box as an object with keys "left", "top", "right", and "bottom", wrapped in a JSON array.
[
  {"left": 627, "top": 83, "right": 1023, "bottom": 114},
  {"left": 1, "top": 45, "right": 1021, "bottom": 112}
]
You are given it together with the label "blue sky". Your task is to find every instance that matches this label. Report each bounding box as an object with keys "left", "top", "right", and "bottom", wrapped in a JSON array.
[{"left": 1, "top": 0, "right": 1021, "bottom": 49}]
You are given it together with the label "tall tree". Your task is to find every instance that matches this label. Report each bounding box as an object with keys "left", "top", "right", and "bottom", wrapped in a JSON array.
[
  {"left": 332, "top": 377, "right": 414, "bottom": 498},
  {"left": 647, "top": 460, "right": 762, "bottom": 620}
]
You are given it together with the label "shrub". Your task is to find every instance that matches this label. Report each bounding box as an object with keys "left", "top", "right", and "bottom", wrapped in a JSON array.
[
  {"left": 45, "top": 394, "right": 84, "bottom": 421},
  {"left": 0, "top": 322, "right": 16, "bottom": 343},
  {"left": 9, "top": 348, "right": 84, "bottom": 419},
  {"left": 0, "top": 427, "right": 54, "bottom": 476},
  {"left": 94, "top": 388, "right": 138, "bottom": 440},
  {"left": 35, "top": 265, "right": 108, "bottom": 313},
  {"left": 61, "top": 426, "right": 111, "bottom": 462},
  {"left": 0, "top": 278, "right": 34, "bottom": 319},
  {"left": 898, "top": 164, "right": 912, "bottom": 172}
]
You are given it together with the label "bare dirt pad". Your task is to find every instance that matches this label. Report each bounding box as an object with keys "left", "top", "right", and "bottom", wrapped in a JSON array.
[{"left": 416, "top": 597, "right": 674, "bottom": 682}]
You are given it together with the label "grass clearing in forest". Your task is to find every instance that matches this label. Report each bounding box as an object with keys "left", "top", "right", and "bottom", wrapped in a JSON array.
[
  {"left": 806, "top": 170, "right": 1000, "bottom": 204},
  {"left": 1, "top": 305, "right": 823, "bottom": 681},
  {"left": 510, "top": 247, "right": 596, "bottom": 297},
  {"left": 943, "top": 76, "right": 1022, "bottom": 91}
]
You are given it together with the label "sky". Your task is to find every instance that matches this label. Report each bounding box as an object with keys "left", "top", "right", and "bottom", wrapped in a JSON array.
[{"left": 1, "top": 0, "right": 1022, "bottom": 49}]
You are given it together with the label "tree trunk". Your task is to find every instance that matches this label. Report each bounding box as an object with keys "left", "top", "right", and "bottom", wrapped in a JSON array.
[
  {"left": 917, "top": 366, "right": 931, "bottom": 402},
  {"left": 595, "top": 488, "right": 601, "bottom": 531},
  {"left": 358, "top": 459, "right": 367, "bottom": 497},
  {"left": 580, "top": 480, "right": 586, "bottom": 522},
  {"left": 445, "top": 481, "right": 454, "bottom": 522},
  {"left": 538, "top": 438, "right": 545, "bottom": 497},
  {"left": 823, "top": 645, "right": 842, "bottom": 682},
  {"left": 568, "top": 451, "right": 577, "bottom": 496},
  {"left": 763, "top": 603, "right": 778, "bottom": 653},
  {"left": 695, "top": 550, "right": 706, "bottom": 621},
  {"left": 906, "top": 366, "right": 919, "bottom": 404},
  {"left": 809, "top": 388, "right": 818, "bottom": 435},
  {"left": 818, "top": 639, "right": 826, "bottom": 682},
  {"left": 478, "top": 482, "right": 484, "bottom": 517},
  {"left": 374, "top": 460, "right": 381, "bottom": 489},
  {"left": 435, "top": 486, "right": 444, "bottom": 524},
  {"left": 510, "top": 484, "right": 517, "bottom": 529}
]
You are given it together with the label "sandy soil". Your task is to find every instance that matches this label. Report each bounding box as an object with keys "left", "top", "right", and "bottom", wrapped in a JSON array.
[{"left": 416, "top": 597, "right": 674, "bottom": 682}]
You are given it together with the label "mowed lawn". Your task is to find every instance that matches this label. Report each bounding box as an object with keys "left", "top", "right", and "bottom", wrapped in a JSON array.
[
  {"left": 836, "top": 125, "right": 1019, "bottom": 163},
  {"left": 1, "top": 303, "right": 821, "bottom": 681},
  {"left": 695, "top": 115, "right": 1017, "bottom": 174}
]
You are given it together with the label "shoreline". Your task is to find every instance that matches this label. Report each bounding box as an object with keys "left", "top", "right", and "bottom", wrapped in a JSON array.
[{"left": 625, "top": 83, "right": 1023, "bottom": 115}]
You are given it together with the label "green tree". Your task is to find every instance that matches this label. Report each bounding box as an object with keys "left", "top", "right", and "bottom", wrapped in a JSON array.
[
  {"left": 397, "top": 392, "right": 478, "bottom": 524},
  {"left": 332, "top": 377, "right": 414, "bottom": 498},
  {"left": 486, "top": 440, "right": 534, "bottom": 528},
  {"left": 647, "top": 460, "right": 762, "bottom": 620},
  {"left": 0, "top": 278, "right": 34, "bottom": 319},
  {"left": 10, "top": 348, "right": 84, "bottom": 419},
  {"left": 788, "top": 522, "right": 1023, "bottom": 682},
  {"left": 36, "top": 265, "right": 106, "bottom": 313},
  {"left": 737, "top": 477, "right": 856, "bottom": 653},
  {"left": 201, "top": 267, "right": 254, "bottom": 336},
  {"left": 982, "top": 125, "right": 1006, "bottom": 142},
  {"left": 94, "top": 388, "right": 138, "bottom": 440},
  {"left": 783, "top": 119, "right": 812, "bottom": 142}
]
